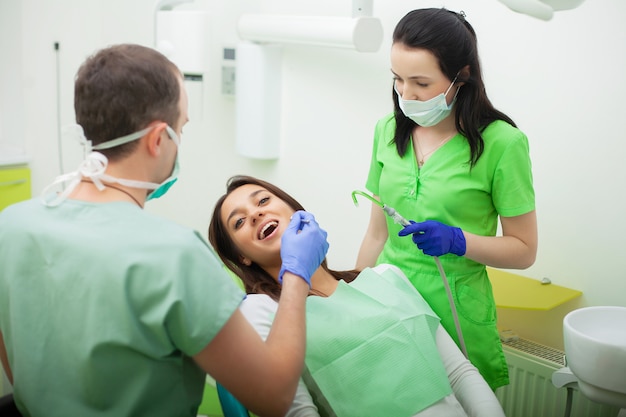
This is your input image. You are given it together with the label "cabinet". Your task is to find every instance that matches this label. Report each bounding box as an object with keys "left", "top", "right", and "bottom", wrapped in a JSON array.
[
  {"left": 489, "top": 267, "right": 582, "bottom": 310},
  {"left": 0, "top": 165, "right": 31, "bottom": 211}
]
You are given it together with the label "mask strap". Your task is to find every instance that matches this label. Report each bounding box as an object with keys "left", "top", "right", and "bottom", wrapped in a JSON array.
[
  {"left": 41, "top": 152, "right": 109, "bottom": 207},
  {"left": 42, "top": 124, "right": 175, "bottom": 207},
  {"left": 165, "top": 125, "right": 181, "bottom": 146},
  {"left": 92, "top": 126, "right": 155, "bottom": 150},
  {"left": 61, "top": 124, "right": 156, "bottom": 155},
  {"left": 444, "top": 73, "right": 460, "bottom": 96},
  {"left": 100, "top": 175, "right": 161, "bottom": 190},
  {"left": 41, "top": 150, "right": 165, "bottom": 207}
]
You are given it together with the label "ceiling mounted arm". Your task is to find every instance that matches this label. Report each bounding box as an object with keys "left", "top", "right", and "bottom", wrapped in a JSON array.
[{"left": 496, "top": 0, "right": 586, "bottom": 21}]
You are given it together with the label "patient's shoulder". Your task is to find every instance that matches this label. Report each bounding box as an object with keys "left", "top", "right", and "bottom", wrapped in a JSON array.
[
  {"left": 239, "top": 294, "right": 277, "bottom": 319},
  {"left": 239, "top": 294, "right": 277, "bottom": 341}
]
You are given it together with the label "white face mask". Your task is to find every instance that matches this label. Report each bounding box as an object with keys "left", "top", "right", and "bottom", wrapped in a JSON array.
[
  {"left": 42, "top": 124, "right": 180, "bottom": 207},
  {"left": 396, "top": 77, "right": 460, "bottom": 127}
]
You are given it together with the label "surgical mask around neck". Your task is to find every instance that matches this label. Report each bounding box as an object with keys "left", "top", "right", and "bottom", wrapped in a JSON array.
[
  {"left": 396, "top": 77, "right": 460, "bottom": 127},
  {"left": 42, "top": 124, "right": 181, "bottom": 207},
  {"left": 146, "top": 153, "right": 179, "bottom": 201}
]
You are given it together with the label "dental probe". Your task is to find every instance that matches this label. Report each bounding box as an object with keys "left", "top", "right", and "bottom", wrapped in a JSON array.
[{"left": 351, "top": 191, "right": 469, "bottom": 359}]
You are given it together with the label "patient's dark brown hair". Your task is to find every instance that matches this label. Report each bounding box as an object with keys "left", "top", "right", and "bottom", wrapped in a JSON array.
[{"left": 209, "top": 175, "right": 359, "bottom": 301}]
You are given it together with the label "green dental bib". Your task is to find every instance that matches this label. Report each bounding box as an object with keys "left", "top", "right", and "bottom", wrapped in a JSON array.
[{"left": 304, "top": 266, "right": 453, "bottom": 417}]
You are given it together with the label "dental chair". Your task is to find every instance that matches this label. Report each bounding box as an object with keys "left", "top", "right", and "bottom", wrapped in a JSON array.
[
  {"left": 214, "top": 373, "right": 334, "bottom": 417},
  {"left": 0, "top": 393, "right": 22, "bottom": 417},
  {"left": 216, "top": 383, "right": 250, "bottom": 417}
]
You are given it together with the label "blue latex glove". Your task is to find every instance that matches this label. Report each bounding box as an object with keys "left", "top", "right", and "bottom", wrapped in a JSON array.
[
  {"left": 278, "top": 211, "right": 329, "bottom": 286},
  {"left": 398, "top": 220, "right": 466, "bottom": 257}
]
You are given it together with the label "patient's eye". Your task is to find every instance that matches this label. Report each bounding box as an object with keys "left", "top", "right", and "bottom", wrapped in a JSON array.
[
  {"left": 234, "top": 218, "right": 244, "bottom": 229},
  {"left": 259, "top": 196, "right": 270, "bottom": 205}
]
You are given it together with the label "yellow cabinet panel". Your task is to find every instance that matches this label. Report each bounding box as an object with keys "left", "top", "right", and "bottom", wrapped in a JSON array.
[
  {"left": 0, "top": 166, "right": 31, "bottom": 211},
  {"left": 488, "top": 267, "right": 582, "bottom": 310}
]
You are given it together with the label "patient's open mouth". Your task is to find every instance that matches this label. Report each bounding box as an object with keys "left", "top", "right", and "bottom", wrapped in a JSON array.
[{"left": 259, "top": 221, "right": 278, "bottom": 240}]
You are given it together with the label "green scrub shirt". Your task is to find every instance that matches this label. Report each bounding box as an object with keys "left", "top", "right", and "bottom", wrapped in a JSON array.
[
  {"left": 0, "top": 198, "right": 244, "bottom": 416},
  {"left": 366, "top": 114, "right": 535, "bottom": 390}
]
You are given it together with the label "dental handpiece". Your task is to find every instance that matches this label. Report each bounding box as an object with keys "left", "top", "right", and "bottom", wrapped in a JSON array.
[{"left": 383, "top": 205, "right": 411, "bottom": 227}]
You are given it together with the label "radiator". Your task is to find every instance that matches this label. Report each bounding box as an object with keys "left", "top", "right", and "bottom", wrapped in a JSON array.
[{"left": 496, "top": 338, "right": 621, "bottom": 417}]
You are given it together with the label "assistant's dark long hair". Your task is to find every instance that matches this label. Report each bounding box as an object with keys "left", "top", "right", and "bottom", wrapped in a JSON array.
[
  {"left": 208, "top": 175, "right": 359, "bottom": 301},
  {"left": 392, "top": 8, "right": 516, "bottom": 166}
]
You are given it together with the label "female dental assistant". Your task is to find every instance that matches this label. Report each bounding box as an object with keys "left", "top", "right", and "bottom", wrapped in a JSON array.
[{"left": 356, "top": 8, "right": 537, "bottom": 391}]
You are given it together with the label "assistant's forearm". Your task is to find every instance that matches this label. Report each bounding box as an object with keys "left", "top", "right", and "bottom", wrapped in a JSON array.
[
  {"left": 355, "top": 236, "right": 385, "bottom": 269},
  {"left": 463, "top": 232, "right": 537, "bottom": 269},
  {"left": 356, "top": 200, "right": 388, "bottom": 269}
]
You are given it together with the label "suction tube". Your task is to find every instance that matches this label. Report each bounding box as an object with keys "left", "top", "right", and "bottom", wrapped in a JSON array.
[{"left": 353, "top": 191, "right": 469, "bottom": 358}]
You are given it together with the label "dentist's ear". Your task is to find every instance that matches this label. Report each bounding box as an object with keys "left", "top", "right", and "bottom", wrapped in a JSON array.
[
  {"left": 456, "top": 65, "right": 471, "bottom": 87},
  {"left": 145, "top": 122, "right": 168, "bottom": 157}
]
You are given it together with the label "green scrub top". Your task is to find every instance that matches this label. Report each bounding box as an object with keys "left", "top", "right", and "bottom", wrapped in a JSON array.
[
  {"left": 365, "top": 114, "right": 535, "bottom": 390},
  {"left": 0, "top": 198, "right": 244, "bottom": 416}
]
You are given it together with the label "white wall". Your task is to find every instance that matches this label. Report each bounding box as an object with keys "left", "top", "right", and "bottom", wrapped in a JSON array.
[
  {"left": 0, "top": 0, "right": 25, "bottom": 160},
  {"left": 3, "top": 0, "right": 625, "bottom": 347}
]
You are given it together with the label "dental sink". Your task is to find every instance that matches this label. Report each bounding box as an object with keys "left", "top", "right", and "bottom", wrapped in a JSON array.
[{"left": 563, "top": 306, "right": 626, "bottom": 408}]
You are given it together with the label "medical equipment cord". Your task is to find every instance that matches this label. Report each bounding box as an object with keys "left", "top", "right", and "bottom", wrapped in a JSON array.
[
  {"left": 54, "top": 42, "right": 64, "bottom": 185},
  {"left": 352, "top": 191, "right": 469, "bottom": 358}
]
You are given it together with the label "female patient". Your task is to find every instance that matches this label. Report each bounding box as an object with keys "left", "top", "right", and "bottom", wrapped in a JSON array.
[{"left": 208, "top": 175, "right": 505, "bottom": 417}]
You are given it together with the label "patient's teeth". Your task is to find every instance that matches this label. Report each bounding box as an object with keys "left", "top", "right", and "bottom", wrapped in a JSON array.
[{"left": 260, "top": 222, "right": 278, "bottom": 239}]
